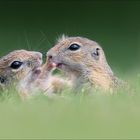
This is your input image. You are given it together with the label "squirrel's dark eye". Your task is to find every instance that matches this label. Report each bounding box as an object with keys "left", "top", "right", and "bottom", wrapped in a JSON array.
[
  {"left": 68, "top": 44, "right": 81, "bottom": 51},
  {"left": 10, "top": 61, "right": 23, "bottom": 69}
]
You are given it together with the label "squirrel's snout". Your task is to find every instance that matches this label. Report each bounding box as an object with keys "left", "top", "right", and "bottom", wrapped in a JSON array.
[
  {"left": 47, "top": 51, "right": 56, "bottom": 60},
  {"left": 47, "top": 52, "right": 61, "bottom": 65}
]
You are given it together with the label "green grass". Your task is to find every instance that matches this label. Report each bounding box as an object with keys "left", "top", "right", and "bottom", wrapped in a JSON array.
[{"left": 0, "top": 74, "right": 140, "bottom": 139}]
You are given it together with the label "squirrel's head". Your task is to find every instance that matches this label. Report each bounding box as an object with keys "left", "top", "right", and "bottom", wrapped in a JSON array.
[
  {"left": 47, "top": 36, "right": 111, "bottom": 76},
  {"left": 0, "top": 50, "right": 42, "bottom": 88}
]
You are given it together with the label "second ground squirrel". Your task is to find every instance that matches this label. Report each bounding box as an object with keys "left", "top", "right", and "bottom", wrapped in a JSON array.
[
  {"left": 0, "top": 50, "right": 42, "bottom": 98},
  {"left": 47, "top": 36, "right": 124, "bottom": 92}
]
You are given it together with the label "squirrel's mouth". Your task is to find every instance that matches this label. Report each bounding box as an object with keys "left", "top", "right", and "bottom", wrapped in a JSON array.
[
  {"left": 56, "top": 63, "right": 63, "bottom": 68},
  {"left": 55, "top": 63, "right": 67, "bottom": 69},
  {"left": 48, "top": 62, "right": 66, "bottom": 70},
  {"left": 47, "top": 57, "right": 66, "bottom": 70}
]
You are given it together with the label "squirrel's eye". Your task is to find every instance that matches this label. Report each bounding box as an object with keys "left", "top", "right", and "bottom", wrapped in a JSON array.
[
  {"left": 68, "top": 44, "right": 80, "bottom": 51},
  {"left": 10, "top": 61, "right": 23, "bottom": 69}
]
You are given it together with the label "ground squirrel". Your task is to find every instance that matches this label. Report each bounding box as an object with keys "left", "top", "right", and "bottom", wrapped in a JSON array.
[
  {"left": 0, "top": 50, "right": 42, "bottom": 98},
  {"left": 47, "top": 36, "right": 123, "bottom": 92}
]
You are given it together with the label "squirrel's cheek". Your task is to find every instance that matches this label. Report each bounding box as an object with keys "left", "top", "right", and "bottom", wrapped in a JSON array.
[{"left": 69, "top": 55, "right": 84, "bottom": 62}]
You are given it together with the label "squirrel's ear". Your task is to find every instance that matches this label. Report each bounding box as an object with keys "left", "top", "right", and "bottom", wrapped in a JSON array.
[{"left": 91, "top": 48, "right": 100, "bottom": 60}]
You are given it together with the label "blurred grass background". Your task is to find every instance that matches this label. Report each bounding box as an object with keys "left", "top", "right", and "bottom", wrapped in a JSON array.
[{"left": 0, "top": 0, "right": 140, "bottom": 139}]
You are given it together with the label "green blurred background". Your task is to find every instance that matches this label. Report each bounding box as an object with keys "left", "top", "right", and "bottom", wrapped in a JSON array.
[{"left": 0, "top": 0, "right": 140, "bottom": 75}]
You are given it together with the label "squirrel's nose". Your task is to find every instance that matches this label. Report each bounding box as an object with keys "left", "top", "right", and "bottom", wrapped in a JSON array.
[
  {"left": 47, "top": 51, "right": 55, "bottom": 60},
  {"left": 48, "top": 55, "right": 53, "bottom": 60}
]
